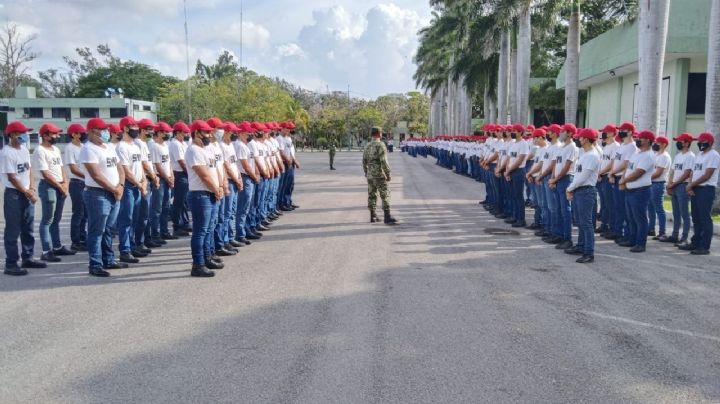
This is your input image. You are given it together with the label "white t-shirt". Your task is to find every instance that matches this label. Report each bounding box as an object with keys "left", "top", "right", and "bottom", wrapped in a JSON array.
[
  {"left": 614, "top": 142, "right": 638, "bottom": 175},
  {"left": 116, "top": 141, "right": 144, "bottom": 182},
  {"left": 0, "top": 145, "right": 32, "bottom": 190},
  {"left": 150, "top": 142, "right": 172, "bottom": 179},
  {"left": 220, "top": 141, "right": 239, "bottom": 179},
  {"left": 252, "top": 140, "right": 267, "bottom": 171},
  {"left": 691, "top": 149, "right": 720, "bottom": 186},
  {"left": 233, "top": 140, "right": 251, "bottom": 175},
  {"left": 64, "top": 142, "right": 85, "bottom": 180},
  {"left": 554, "top": 142, "right": 579, "bottom": 178},
  {"left": 247, "top": 139, "right": 262, "bottom": 172},
  {"left": 136, "top": 139, "right": 154, "bottom": 174},
  {"left": 568, "top": 148, "right": 601, "bottom": 191},
  {"left": 209, "top": 142, "right": 224, "bottom": 182},
  {"left": 625, "top": 150, "right": 656, "bottom": 189},
  {"left": 601, "top": 142, "right": 619, "bottom": 173},
  {"left": 185, "top": 144, "right": 219, "bottom": 192},
  {"left": 32, "top": 144, "right": 64, "bottom": 183},
  {"left": 671, "top": 151, "right": 695, "bottom": 183},
  {"left": 498, "top": 141, "right": 510, "bottom": 165},
  {"left": 283, "top": 136, "right": 295, "bottom": 159},
  {"left": 168, "top": 138, "right": 188, "bottom": 172},
  {"left": 79, "top": 142, "right": 120, "bottom": 188},
  {"left": 508, "top": 139, "right": 529, "bottom": 168},
  {"left": 653, "top": 151, "right": 671, "bottom": 183}
]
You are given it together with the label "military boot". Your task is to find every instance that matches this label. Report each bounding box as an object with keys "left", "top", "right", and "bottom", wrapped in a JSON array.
[
  {"left": 383, "top": 209, "right": 397, "bottom": 225},
  {"left": 370, "top": 210, "right": 379, "bottom": 223}
]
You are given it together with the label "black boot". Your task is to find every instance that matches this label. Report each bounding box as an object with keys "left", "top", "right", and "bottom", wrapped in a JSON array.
[
  {"left": 383, "top": 209, "right": 397, "bottom": 225},
  {"left": 370, "top": 211, "right": 379, "bottom": 223}
]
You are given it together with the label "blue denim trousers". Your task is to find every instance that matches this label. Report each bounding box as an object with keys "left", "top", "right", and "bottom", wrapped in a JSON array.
[
  {"left": 223, "top": 182, "right": 238, "bottom": 244},
  {"left": 135, "top": 182, "right": 152, "bottom": 248},
  {"left": 188, "top": 191, "right": 213, "bottom": 266},
  {"left": 83, "top": 188, "right": 118, "bottom": 270},
  {"left": 511, "top": 168, "right": 526, "bottom": 223},
  {"left": 255, "top": 178, "right": 269, "bottom": 225},
  {"left": 625, "top": 186, "right": 651, "bottom": 247},
  {"left": 690, "top": 186, "right": 716, "bottom": 251},
  {"left": 612, "top": 178, "right": 629, "bottom": 238},
  {"left": 545, "top": 179, "right": 560, "bottom": 237},
  {"left": 69, "top": 178, "right": 87, "bottom": 245},
  {"left": 38, "top": 180, "right": 66, "bottom": 252},
  {"left": 117, "top": 183, "right": 141, "bottom": 254},
  {"left": 533, "top": 177, "right": 546, "bottom": 226},
  {"left": 670, "top": 182, "right": 691, "bottom": 241},
  {"left": 3, "top": 188, "right": 35, "bottom": 267},
  {"left": 648, "top": 181, "right": 666, "bottom": 235},
  {"left": 172, "top": 171, "right": 189, "bottom": 231},
  {"left": 149, "top": 179, "right": 170, "bottom": 238},
  {"left": 208, "top": 197, "right": 220, "bottom": 255},
  {"left": 213, "top": 192, "right": 225, "bottom": 250},
  {"left": 282, "top": 166, "right": 295, "bottom": 207},
  {"left": 598, "top": 175, "right": 612, "bottom": 230},
  {"left": 555, "top": 176, "right": 573, "bottom": 241},
  {"left": 574, "top": 186, "right": 597, "bottom": 256},
  {"left": 236, "top": 176, "right": 255, "bottom": 238}
]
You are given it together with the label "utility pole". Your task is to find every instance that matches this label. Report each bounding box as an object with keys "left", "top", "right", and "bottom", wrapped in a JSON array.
[
  {"left": 347, "top": 84, "right": 352, "bottom": 151},
  {"left": 183, "top": 0, "right": 192, "bottom": 122},
  {"left": 240, "top": 0, "right": 243, "bottom": 68}
]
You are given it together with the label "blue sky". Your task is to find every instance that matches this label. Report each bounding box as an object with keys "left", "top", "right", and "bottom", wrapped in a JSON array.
[{"left": 1, "top": 0, "right": 432, "bottom": 98}]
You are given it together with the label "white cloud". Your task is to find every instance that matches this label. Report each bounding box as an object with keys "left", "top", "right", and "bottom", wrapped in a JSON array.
[{"left": 276, "top": 43, "right": 305, "bottom": 59}]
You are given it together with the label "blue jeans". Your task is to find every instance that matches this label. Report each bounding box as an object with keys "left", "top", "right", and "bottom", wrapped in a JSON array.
[
  {"left": 598, "top": 176, "right": 612, "bottom": 230},
  {"left": 534, "top": 177, "right": 546, "bottom": 226},
  {"left": 150, "top": 179, "right": 170, "bottom": 238},
  {"left": 269, "top": 177, "right": 280, "bottom": 213},
  {"left": 83, "top": 188, "right": 118, "bottom": 270},
  {"left": 69, "top": 179, "right": 87, "bottom": 245},
  {"left": 545, "top": 179, "right": 560, "bottom": 237},
  {"left": 282, "top": 166, "right": 295, "bottom": 207},
  {"left": 208, "top": 197, "right": 220, "bottom": 254},
  {"left": 172, "top": 171, "right": 189, "bottom": 231},
  {"left": 223, "top": 182, "right": 238, "bottom": 244},
  {"left": 625, "top": 186, "right": 651, "bottom": 247},
  {"left": 690, "top": 186, "right": 716, "bottom": 251},
  {"left": 611, "top": 177, "right": 628, "bottom": 237},
  {"left": 188, "top": 191, "right": 213, "bottom": 266},
  {"left": 670, "top": 182, "right": 691, "bottom": 241},
  {"left": 511, "top": 169, "right": 526, "bottom": 223},
  {"left": 38, "top": 180, "right": 66, "bottom": 252},
  {"left": 135, "top": 181, "right": 152, "bottom": 248},
  {"left": 555, "top": 176, "right": 573, "bottom": 241},
  {"left": 574, "top": 186, "right": 597, "bottom": 256},
  {"left": 648, "top": 181, "right": 666, "bottom": 235},
  {"left": 237, "top": 176, "right": 256, "bottom": 238},
  {"left": 3, "top": 188, "right": 35, "bottom": 267},
  {"left": 255, "top": 178, "right": 269, "bottom": 225},
  {"left": 117, "top": 183, "right": 141, "bottom": 254}
]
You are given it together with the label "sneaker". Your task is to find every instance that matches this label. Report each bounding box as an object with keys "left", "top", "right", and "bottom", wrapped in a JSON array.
[
  {"left": 41, "top": 251, "right": 62, "bottom": 263},
  {"left": 53, "top": 246, "right": 77, "bottom": 256}
]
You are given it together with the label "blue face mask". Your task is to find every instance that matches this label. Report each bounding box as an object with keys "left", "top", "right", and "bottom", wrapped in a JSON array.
[
  {"left": 18, "top": 133, "right": 30, "bottom": 145},
  {"left": 100, "top": 130, "right": 111, "bottom": 143}
]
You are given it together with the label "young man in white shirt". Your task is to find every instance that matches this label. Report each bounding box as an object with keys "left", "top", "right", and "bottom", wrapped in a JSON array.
[
  {"left": 661, "top": 133, "right": 695, "bottom": 245},
  {"left": 65, "top": 123, "right": 89, "bottom": 251},
  {"left": 526, "top": 129, "right": 548, "bottom": 232},
  {"left": 116, "top": 118, "right": 147, "bottom": 263},
  {"left": 185, "top": 120, "right": 224, "bottom": 277},
  {"left": 565, "top": 128, "right": 602, "bottom": 263},
  {"left": 149, "top": 122, "right": 175, "bottom": 244},
  {"left": 648, "top": 136, "right": 671, "bottom": 239},
  {"left": 618, "top": 130, "right": 657, "bottom": 253},
  {"left": 609, "top": 122, "right": 638, "bottom": 243},
  {"left": 280, "top": 122, "right": 300, "bottom": 211},
  {"left": 219, "top": 122, "right": 244, "bottom": 250},
  {"left": 135, "top": 119, "right": 161, "bottom": 250},
  {"left": 234, "top": 121, "right": 261, "bottom": 243},
  {"left": 206, "top": 118, "right": 236, "bottom": 258},
  {"left": 2, "top": 121, "right": 47, "bottom": 275},
  {"left": 80, "top": 118, "right": 127, "bottom": 277},
  {"left": 596, "top": 124, "right": 619, "bottom": 237},
  {"left": 684, "top": 132, "right": 719, "bottom": 255},
  {"left": 34, "top": 123, "right": 76, "bottom": 262},
  {"left": 505, "top": 124, "right": 530, "bottom": 227},
  {"left": 169, "top": 121, "right": 191, "bottom": 236},
  {"left": 548, "top": 124, "right": 579, "bottom": 250}
]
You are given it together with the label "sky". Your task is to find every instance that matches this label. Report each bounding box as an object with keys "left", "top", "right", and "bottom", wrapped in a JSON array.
[{"left": 0, "top": 0, "right": 432, "bottom": 99}]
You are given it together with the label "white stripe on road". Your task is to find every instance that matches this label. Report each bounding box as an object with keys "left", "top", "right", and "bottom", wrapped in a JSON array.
[{"left": 578, "top": 310, "right": 720, "bottom": 343}]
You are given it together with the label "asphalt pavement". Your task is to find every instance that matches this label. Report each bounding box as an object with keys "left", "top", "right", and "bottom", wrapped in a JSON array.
[{"left": 1, "top": 151, "right": 719, "bottom": 404}]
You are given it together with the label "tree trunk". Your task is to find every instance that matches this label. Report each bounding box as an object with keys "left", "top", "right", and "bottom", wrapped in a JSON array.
[
  {"left": 638, "top": 0, "right": 671, "bottom": 132},
  {"left": 489, "top": 96, "right": 498, "bottom": 124},
  {"left": 510, "top": 48, "right": 518, "bottom": 123},
  {"left": 484, "top": 83, "right": 491, "bottom": 125},
  {"left": 517, "top": 4, "right": 532, "bottom": 125},
  {"left": 706, "top": 0, "right": 720, "bottom": 212},
  {"left": 564, "top": 1, "right": 581, "bottom": 125},
  {"left": 498, "top": 30, "right": 510, "bottom": 124}
]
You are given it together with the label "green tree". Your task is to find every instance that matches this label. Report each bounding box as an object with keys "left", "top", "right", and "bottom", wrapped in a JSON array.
[{"left": 75, "top": 61, "right": 178, "bottom": 100}]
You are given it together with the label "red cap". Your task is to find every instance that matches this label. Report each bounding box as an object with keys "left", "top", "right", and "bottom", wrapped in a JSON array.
[
  {"left": 87, "top": 118, "right": 109, "bottom": 130},
  {"left": 66, "top": 123, "right": 86, "bottom": 135},
  {"left": 578, "top": 128, "right": 598, "bottom": 141},
  {"left": 563, "top": 123, "right": 578, "bottom": 135},
  {"left": 222, "top": 122, "right": 239, "bottom": 132},
  {"left": 548, "top": 124, "right": 562, "bottom": 134},
  {"left": 619, "top": 122, "right": 636, "bottom": 132},
  {"left": 654, "top": 136, "right": 669, "bottom": 145},
  {"left": 601, "top": 124, "right": 617, "bottom": 133},
  {"left": 137, "top": 118, "right": 155, "bottom": 129},
  {"left": 532, "top": 128, "right": 547, "bottom": 138},
  {"left": 39, "top": 123, "right": 62, "bottom": 135},
  {"left": 173, "top": 122, "right": 191, "bottom": 133},
  {"left": 119, "top": 116, "right": 137, "bottom": 129},
  {"left": 512, "top": 124, "right": 525, "bottom": 133},
  {"left": 696, "top": 132, "right": 715, "bottom": 144},
  {"left": 4, "top": 121, "right": 32, "bottom": 135},
  {"left": 207, "top": 117, "right": 223, "bottom": 129},
  {"left": 526, "top": 124, "right": 536, "bottom": 132},
  {"left": 108, "top": 124, "right": 121, "bottom": 134},
  {"left": 190, "top": 120, "right": 213, "bottom": 132},
  {"left": 251, "top": 122, "right": 268, "bottom": 132},
  {"left": 673, "top": 133, "right": 694, "bottom": 142},
  {"left": 284, "top": 121, "right": 297, "bottom": 130},
  {"left": 154, "top": 121, "right": 173, "bottom": 133},
  {"left": 238, "top": 121, "right": 254, "bottom": 133},
  {"left": 637, "top": 130, "right": 656, "bottom": 142}
]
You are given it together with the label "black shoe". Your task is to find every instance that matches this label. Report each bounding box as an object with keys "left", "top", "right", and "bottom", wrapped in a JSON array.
[
  {"left": 268, "top": 215, "right": 278, "bottom": 222},
  {"left": 246, "top": 234, "right": 261, "bottom": 240},
  {"left": 236, "top": 237, "right": 252, "bottom": 245},
  {"left": 210, "top": 256, "right": 224, "bottom": 264},
  {"left": 383, "top": 210, "right": 398, "bottom": 225},
  {"left": 21, "top": 259, "right": 47, "bottom": 269},
  {"left": 658, "top": 235, "right": 678, "bottom": 243},
  {"left": 280, "top": 206, "right": 293, "bottom": 212},
  {"left": 138, "top": 246, "right": 153, "bottom": 254},
  {"left": 617, "top": 240, "right": 634, "bottom": 247},
  {"left": 120, "top": 253, "right": 140, "bottom": 264},
  {"left": 145, "top": 240, "right": 163, "bottom": 248},
  {"left": 370, "top": 211, "right": 380, "bottom": 223},
  {"left": 556, "top": 240, "right": 573, "bottom": 250},
  {"left": 564, "top": 247, "right": 583, "bottom": 256},
  {"left": 604, "top": 233, "right": 621, "bottom": 240},
  {"left": 41, "top": 251, "right": 62, "bottom": 263},
  {"left": 104, "top": 262, "right": 128, "bottom": 270},
  {"left": 215, "top": 248, "right": 237, "bottom": 257},
  {"left": 174, "top": 229, "right": 190, "bottom": 237},
  {"left": 678, "top": 243, "right": 697, "bottom": 251},
  {"left": 511, "top": 221, "right": 526, "bottom": 228},
  {"left": 153, "top": 238, "right": 168, "bottom": 245},
  {"left": 89, "top": 268, "right": 110, "bottom": 277},
  {"left": 576, "top": 255, "right": 594, "bottom": 264},
  {"left": 229, "top": 240, "right": 244, "bottom": 248},
  {"left": 257, "top": 225, "right": 270, "bottom": 231},
  {"left": 205, "top": 259, "right": 224, "bottom": 270},
  {"left": 504, "top": 218, "right": 515, "bottom": 224},
  {"left": 71, "top": 243, "right": 88, "bottom": 252},
  {"left": 495, "top": 213, "right": 507, "bottom": 219},
  {"left": 630, "top": 245, "right": 646, "bottom": 253},
  {"left": 691, "top": 249, "right": 710, "bottom": 255},
  {"left": 261, "top": 220, "right": 271, "bottom": 226},
  {"left": 291, "top": 204, "right": 300, "bottom": 209},
  {"left": 53, "top": 246, "right": 77, "bottom": 256},
  {"left": 223, "top": 244, "right": 239, "bottom": 253},
  {"left": 130, "top": 250, "right": 147, "bottom": 258},
  {"left": 161, "top": 233, "right": 179, "bottom": 240},
  {"left": 652, "top": 233, "right": 664, "bottom": 241},
  {"left": 191, "top": 265, "right": 215, "bottom": 277},
  {"left": 526, "top": 223, "right": 540, "bottom": 230},
  {"left": 647, "top": 230, "right": 656, "bottom": 237},
  {"left": 4, "top": 266, "right": 28, "bottom": 276},
  {"left": 594, "top": 227, "right": 605, "bottom": 234}
]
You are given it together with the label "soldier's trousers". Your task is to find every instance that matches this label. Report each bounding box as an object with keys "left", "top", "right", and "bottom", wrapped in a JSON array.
[
  {"left": 367, "top": 178, "right": 390, "bottom": 211},
  {"left": 329, "top": 151, "right": 336, "bottom": 168}
]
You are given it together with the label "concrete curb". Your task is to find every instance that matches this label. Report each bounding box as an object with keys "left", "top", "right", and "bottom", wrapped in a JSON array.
[{"left": 662, "top": 210, "right": 720, "bottom": 237}]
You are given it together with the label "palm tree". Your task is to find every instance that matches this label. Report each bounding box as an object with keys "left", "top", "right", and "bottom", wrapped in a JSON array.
[
  {"left": 706, "top": 0, "right": 720, "bottom": 139},
  {"left": 516, "top": 2, "right": 532, "bottom": 124},
  {"left": 564, "top": 0, "right": 581, "bottom": 125},
  {"left": 637, "top": 0, "right": 671, "bottom": 132}
]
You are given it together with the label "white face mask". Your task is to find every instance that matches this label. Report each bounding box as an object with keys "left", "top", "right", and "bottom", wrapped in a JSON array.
[
  {"left": 559, "top": 133, "right": 568, "bottom": 142},
  {"left": 215, "top": 129, "right": 224, "bottom": 141}
]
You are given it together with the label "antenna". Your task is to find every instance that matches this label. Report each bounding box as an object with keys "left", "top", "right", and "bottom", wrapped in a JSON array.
[{"left": 183, "top": 0, "right": 193, "bottom": 122}]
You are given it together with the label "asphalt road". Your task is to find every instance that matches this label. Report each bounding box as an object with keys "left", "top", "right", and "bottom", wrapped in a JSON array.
[{"left": 1, "top": 151, "right": 719, "bottom": 404}]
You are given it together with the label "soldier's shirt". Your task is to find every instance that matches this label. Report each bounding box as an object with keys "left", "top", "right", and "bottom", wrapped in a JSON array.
[{"left": 363, "top": 139, "right": 390, "bottom": 179}]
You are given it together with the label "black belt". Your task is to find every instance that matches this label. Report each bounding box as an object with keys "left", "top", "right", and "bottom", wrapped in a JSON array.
[
  {"left": 575, "top": 185, "right": 595, "bottom": 192},
  {"left": 85, "top": 186, "right": 112, "bottom": 194},
  {"left": 70, "top": 178, "right": 84, "bottom": 183},
  {"left": 626, "top": 186, "right": 650, "bottom": 192}
]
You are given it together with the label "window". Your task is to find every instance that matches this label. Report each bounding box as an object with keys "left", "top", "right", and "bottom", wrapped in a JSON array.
[
  {"left": 109, "top": 107, "right": 127, "bottom": 118},
  {"left": 686, "top": 73, "right": 706, "bottom": 115},
  {"left": 51, "top": 108, "right": 71, "bottom": 120},
  {"left": 143, "top": 105, "right": 152, "bottom": 111},
  {"left": 79, "top": 108, "right": 99, "bottom": 118},
  {"left": 133, "top": 104, "right": 140, "bottom": 111},
  {"left": 23, "top": 107, "right": 43, "bottom": 119}
]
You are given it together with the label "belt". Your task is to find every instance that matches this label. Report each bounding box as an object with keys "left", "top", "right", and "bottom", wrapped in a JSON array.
[
  {"left": 70, "top": 178, "right": 84, "bottom": 183},
  {"left": 626, "top": 185, "right": 650, "bottom": 192},
  {"left": 40, "top": 179, "right": 64, "bottom": 185},
  {"left": 85, "top": 186, "right": 112, "bottom": 194},
  {"left": 575, "top": 185, "right": 594, "bottom": 192}
]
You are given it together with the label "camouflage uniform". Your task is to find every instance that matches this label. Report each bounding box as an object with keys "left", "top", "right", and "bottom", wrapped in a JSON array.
[
  {"left": 328, "top": 140, "right": 337, "bottom": 169},
  {"left": 363, "top": 139, "right": 391, "bottom": 211}
]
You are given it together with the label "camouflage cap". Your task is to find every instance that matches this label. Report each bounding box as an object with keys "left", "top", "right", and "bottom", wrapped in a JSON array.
[{"left": 371, "top": 126, "right": 382, "bottom": 134}]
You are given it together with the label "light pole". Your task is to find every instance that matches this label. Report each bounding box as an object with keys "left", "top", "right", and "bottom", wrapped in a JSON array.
[{"left": 183, "top": 0, "right": 192, "bottom": 122}]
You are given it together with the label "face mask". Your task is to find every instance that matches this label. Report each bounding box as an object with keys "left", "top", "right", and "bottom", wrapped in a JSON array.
[
  {"left": 510, "top": 133, "right": 517, "bottom": 140},
  {"left": 215, "top": 129, "right": 224, "bottom": 141},
  {"left": 100, "top": 130, "right": 111, "bottom": 143},
  {"left": 651, "top": 144, "right": 661, "bottom": 152},
  {"left": 573, "top": 139, "right": 581, "bottom": 148},
  {"left": 128, "top": 129, "right": 140, "bottom": 139},
  {"left": 80, "top": 133, "right": 89, "bottom": 143},
  {"left": 698, "top": 142, "right": 711, "bottom": 152},
  {"left": 635, "top": 139, "right": 643, "bottom": 148},
  {"left": 201, "top": 136, "right": 211, "bottom": 146},
  {"left": 230, "top": 134, "right": 238, "bottom": 142},
  {"left": 163, "top": 135, "right": 170, "bottom": 141},
  {"left": 619, "top": 132, "right": 628, "bottom": 139},
  {"left": 676, "top": 142, "right": 685, "bottom": 151},
  {"left": 18, "top": 133, "right": 29, "bottom": 145},
  {"left": 601, "top": 141, "right": 607, "bottom": 147},
  {"left": 115, "top": 133, "right": 123, "bottom": 141},
  {"left": 559, "top": 133, "right": 568, "bottom": 142},
  {"left": 48, "top": 137, "right": 58, "bottom": 145}
]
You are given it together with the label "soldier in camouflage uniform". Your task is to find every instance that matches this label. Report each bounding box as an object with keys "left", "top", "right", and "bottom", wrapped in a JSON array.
[
  {"left": 328, "top": 138, "right": 337, "bottom": 170},
  {"left": 363, "top": 127, "right": 397, "bottom": 225}
]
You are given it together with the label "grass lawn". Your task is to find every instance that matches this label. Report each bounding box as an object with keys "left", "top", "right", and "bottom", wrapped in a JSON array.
[{"left": 662, "top": 196, "right": 720, "bottom": 224}]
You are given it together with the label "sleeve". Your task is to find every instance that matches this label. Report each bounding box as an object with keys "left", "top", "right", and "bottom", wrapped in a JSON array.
[
  {"left": 683, "top": 154, "right": 695, "bottom": 171},
  {"left": 0, "top": 150, "right": 16, "bottom": 174},
  {"left": 568, "top": 155, "right": 598, "bottom": 192},
  {"left": 150, "top": 144, "right": 161, "bottom": 164},
  {"left": 65, "top": 147, "right": 77, "bottom": 165},
  {"left": 656, "top": 154, "right": 671, "bottom": 169},
  {"left": 707, "top": 152, "right": 720, "bottom": 170},
  {"left": 116, "top": 144, "right": 131, "bottom": 166},
  {"left": 169, "top": 142, "right": 182, "bottom": 161},
  {"left": 33, "top": 148, "right": 49, "bottom": 171},
  {"left": 79, "top": 146, "right": 99, "bottom": 165},
  {"left": 186, "top": 148, "right": 205, "bottom": 168},
  {"left": 139, "top": 143, "right": 149, "bottom": 162},
  {"left": 640, "top": 153, "right": 655, "bottom": 172}
]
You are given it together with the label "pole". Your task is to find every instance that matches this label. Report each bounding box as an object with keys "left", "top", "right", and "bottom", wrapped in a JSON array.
[
  {"left": 240, "top": 0, "right": 243, "bottom": 68},
  {"left": 347, "top": 84, "right": 351, "bottom": 151},
  {"left": 183, "top": 0, "right": 192, "bottom": 122}
]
